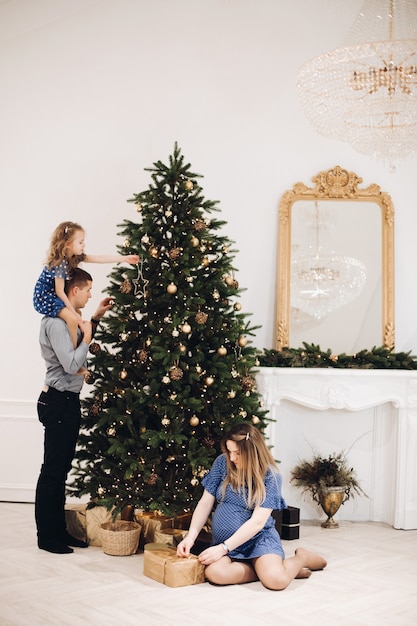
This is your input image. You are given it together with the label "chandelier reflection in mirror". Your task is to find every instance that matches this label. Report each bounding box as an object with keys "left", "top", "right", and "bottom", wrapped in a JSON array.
[
  {"left": 296, "top": 0, "right": 417, "bottom": 167},
  {"left": 291, "top": 202, "right": 367, "bottom": 321}
]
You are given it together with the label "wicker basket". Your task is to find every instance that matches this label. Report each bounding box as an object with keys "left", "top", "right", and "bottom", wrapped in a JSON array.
[{"left": 100, "top": 520, "right": 141, "bottom": 556}]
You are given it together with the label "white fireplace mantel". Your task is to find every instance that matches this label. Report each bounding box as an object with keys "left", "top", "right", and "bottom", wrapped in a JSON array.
[{"left": 256, "top": 367, "right": 417, "bottom": 530}]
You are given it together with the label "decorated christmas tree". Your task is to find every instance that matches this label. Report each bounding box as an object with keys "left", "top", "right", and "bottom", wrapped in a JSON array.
[{"left": 69, "top": 144, "right": 269, "bottom": 516}]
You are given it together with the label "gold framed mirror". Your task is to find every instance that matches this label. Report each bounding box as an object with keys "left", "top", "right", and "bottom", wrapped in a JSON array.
[{"left": 276, "top": 166, "right": 394, "bottom": 352}]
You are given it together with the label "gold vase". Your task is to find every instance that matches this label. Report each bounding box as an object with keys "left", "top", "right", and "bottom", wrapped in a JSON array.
[{"left": 317, "top": 487, "right": 347, "bottom": 528}]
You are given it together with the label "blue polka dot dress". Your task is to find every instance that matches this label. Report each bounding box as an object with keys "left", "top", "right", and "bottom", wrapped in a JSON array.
[
  {"left": 33, "top": 259, "right": 70, "bottom": 317},
  {"left": 202, "top": 454, "right": 287, "bottom": 560}
]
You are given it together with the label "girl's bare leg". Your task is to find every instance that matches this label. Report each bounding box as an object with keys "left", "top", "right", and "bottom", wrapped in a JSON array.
[
  {"left": 254, "top": 548, "right": 327, "bottom": 591},
  {"left": 204, "top": 556, "right": 258, "bottom": 585}
]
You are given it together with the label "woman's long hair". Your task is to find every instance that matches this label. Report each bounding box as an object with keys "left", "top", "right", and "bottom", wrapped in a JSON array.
[
  {"left": 46, "top": 221, "right": 86, "bottom": 270},
  {"left": 220, "top": 423, "right": 278, "bottom": 509}
]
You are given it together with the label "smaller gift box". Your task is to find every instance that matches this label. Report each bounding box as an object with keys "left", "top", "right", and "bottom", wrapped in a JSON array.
[
  {"left": 272, "top": 506, "right": 300, "bottom": 540},
  {"left": 143, "top": 543, "right": 205, "bottom": 588},
  {"left": 153, "top": 528, "right": 188, "bottom": 547},
  {"left": 134, "top": 511, "right": 175, "bottom": 548}
]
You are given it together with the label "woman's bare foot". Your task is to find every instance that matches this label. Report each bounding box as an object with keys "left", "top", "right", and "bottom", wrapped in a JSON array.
[
  {"left": 295, "top": 567, "right": 312, "bottom": 579},
  {"left": 295, "top": 548, "right": 327, "bottom": 571}
]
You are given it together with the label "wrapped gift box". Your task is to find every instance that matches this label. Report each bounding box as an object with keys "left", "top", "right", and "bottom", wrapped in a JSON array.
[
  {"left": 64, "top": 503, "right": 115, "bottom": 546},
  {"left": 272, "top": 506, "right": 300, "bottom": 540},
  {"left": 86, "top": 505, "right": 114, "bottom": 546},
  {"left": 134, "top": 512, "right": 175, "bottom": 548},
  {"left": 153, "top": 528, "right": 188, "bottom": 547},
  {"left": 65, "top": 503, "right": 87, "bottom": 542},
  {"left": 281, "top": 506, "right": 300, "bottom": 540},
  {"left": 174, "top": 511, "right": 192, "bottom": 529},
  {"left": 143, "top": 543, "right": 205, "bottom": 588}
]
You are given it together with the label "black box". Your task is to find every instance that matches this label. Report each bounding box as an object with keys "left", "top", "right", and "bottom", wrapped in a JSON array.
[{"left": 272, "top": 506, "right": 300, "bottom": 540}]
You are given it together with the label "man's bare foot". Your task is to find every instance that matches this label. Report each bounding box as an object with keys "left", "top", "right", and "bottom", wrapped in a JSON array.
[
  {"left": 295, "top": 567, "right": 312, "bottom": 579},
  {"left": 295, "top": 548, "right": 327, "bottom": 571}
]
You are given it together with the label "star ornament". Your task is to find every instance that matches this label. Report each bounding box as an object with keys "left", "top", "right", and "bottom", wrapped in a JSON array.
[{"left": 132, "top": 259, "right": 149, "bottom": 298}]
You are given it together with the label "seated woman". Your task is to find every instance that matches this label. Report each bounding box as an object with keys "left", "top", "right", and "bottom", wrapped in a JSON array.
[{"left": 177, "top": 423, "right": 327, "bottom": 590}]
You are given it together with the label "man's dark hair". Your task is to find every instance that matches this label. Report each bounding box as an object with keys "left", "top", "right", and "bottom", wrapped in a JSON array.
[{"left": 65, "top": 267, "right": 93, "bottom": 294}]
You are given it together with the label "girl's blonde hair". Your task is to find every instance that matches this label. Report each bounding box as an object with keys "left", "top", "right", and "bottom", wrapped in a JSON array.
[
  {"left": 46, "top": 221, "right": 85, "bottom": 270},
  {"left": 221, "top": 423, "right": 279, "bottom": 509}
]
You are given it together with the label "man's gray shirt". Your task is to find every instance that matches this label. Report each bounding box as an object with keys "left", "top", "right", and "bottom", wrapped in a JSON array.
[{"left": 39, "top": 317, "right": 88, "bottom": 393}]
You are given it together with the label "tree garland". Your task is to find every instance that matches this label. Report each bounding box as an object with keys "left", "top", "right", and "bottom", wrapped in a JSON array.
[{"left": 258, "top": 342, "right": 417, "bottom": 370}]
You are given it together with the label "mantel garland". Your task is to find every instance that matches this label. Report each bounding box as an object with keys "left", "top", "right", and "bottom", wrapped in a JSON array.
[{"left": 258, "top": 343, "right": 417, "bottom": 370}]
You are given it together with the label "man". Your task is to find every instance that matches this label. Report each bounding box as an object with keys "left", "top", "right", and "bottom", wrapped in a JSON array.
[{"left": 35, "top": 267, "right": 112, "bottom": 554}]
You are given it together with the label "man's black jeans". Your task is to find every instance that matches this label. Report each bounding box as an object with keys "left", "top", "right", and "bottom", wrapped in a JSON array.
[{"left": 35, "top": 386, "right": 81, "bottom": 543}]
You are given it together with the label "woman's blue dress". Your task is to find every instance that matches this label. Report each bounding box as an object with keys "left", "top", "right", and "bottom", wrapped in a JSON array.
[
  {"left": 202, "top": 454, "right": 287, "bottom": 560},
  {"left": 33, "top": 260, "right": 69, "bottom": 316}
]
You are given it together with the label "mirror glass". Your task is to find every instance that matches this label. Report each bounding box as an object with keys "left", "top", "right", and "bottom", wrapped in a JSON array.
[{"left": 276, "top": 167, "right": 395, "bottom": 353}]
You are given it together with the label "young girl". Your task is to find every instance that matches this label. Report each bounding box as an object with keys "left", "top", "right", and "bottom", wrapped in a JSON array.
[
  {"left": 33, "top": 221, "right": 139, "bottom": 349},
  {"left": 177, "top": 423, "right": 327, "bottom": 590}
]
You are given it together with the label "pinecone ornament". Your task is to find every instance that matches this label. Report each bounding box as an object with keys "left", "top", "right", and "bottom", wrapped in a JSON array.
[
  {"left": 169, "top": 365, "right": 183, "bottom": 381},
  {"left": 168, "top": 246, "right": 182, "bottom": 261},
  {"left": 195, "top": 311, "right": 208, "bottom": 325},
  {"left": 89, "top": 342, "right": 101, "bottom": 355},
  {"left": 120, "top": 278, "right": 133, "bottom": 294},
  {"left": 137, "top": 349, "right": 149, "bottom": 363},
  {"left": 240, "top": 375, "right": 255, "bottom": 391},
  {"left": 89, "top": 402, "right": 101, "bottom": 417},
  {"left": 146, "top": 471, "right": 158, "bottom": 486},
  {"left": 193, "top": 218, "right": 206, "bottom": 232}
]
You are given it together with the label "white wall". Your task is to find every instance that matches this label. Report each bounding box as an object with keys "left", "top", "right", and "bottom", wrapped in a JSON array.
[{"left": 1, "top": 0, "right": 417, "bottom": 502}]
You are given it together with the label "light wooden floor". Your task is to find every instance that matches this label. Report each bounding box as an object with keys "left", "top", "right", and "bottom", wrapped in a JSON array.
[{"left": 0, "top": 502, "right": 416, "bottom": 626}]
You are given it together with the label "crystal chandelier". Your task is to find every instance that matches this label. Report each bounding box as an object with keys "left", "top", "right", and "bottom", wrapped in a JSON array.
[
  {"left": 296, "top": 0, "right": 417, "bottom": 167},
  {"left": 291, "top": 203, "right": 367, "bottom": 321}
]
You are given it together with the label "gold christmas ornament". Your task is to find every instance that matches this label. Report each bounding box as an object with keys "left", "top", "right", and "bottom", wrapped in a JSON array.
[
  {"left": 191, "top": 236, "right": 199, "bottom": 247},
  {"left": 234, "top": 302, "right": 242, "bottom": 311},
  {"left": 123, "top": 239, "right": 131, "bottom": 248},
  {"left": 167, "top": 282, "right": 178, "bottom": 294},
  {"left": 205, "top": 376, "right": 214, "bottom": 386},
  {"left": 189, "top": 415, "right": 200, "bottom": 426},
  {"left": 191, "top": 477, "right": 199, "bottom": 487},
  {"left": 149, "top": 246, "right": 159, "bottom": 258},
  {"left": 184, "top": 180, "right": 194, "bottom": 191},
  {"left": 181, "top": 322, "right": 192, "bottom": 334},
  {"left": 161, "top": 416, "right": 170, "bottom": 426},
  {"left": 231, "top": 279, "right": 239, "bottom": 289},
  {"left": 141, "top": 234, "right": 150, "bottom": 244},
  {"left": 135, "top": 202, "right": 142, "bottom": 212},
  {"left": 179, "top": 343, "right": 187, "bottom": 353},
  {"left": 195, "top": 311, "right": 208, "bottom": 325},
  {"left": 238, "top": 336, "right": 248, "bottom": 347},
  {"left": 217, "top": 346, "right": 227, "bottom": 356},
  {"left": 119, "top": 369, "right": 128, "bottom": 380},
  {"left": 212, "top": 289, "right": 220, "bottom": 301},
  {"left": 224, "top": 275, "right": 234, "bottom": 286},
  {"left": 251, "top": 415, "right": 260, "bottom": 425},
  {"left": 201, "top": 257, "right": 210, "bottom": 267}
]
